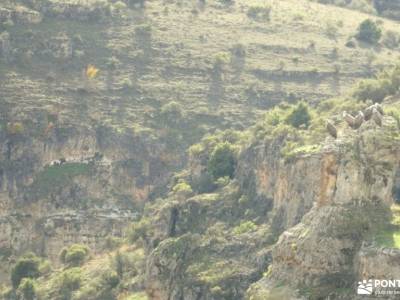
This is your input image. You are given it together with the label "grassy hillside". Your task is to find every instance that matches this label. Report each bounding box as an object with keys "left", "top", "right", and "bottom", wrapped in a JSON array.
[{"left": 2, "top": 0, "right": 400, "bottom": 135}]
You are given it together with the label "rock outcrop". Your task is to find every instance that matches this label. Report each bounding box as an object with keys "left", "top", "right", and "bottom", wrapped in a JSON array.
[
  {"left": 247, "top": 113, "right": 400, "bottom": 299},
  {"left": 0, "top": 124, "right": 173, "bottom": 270}
]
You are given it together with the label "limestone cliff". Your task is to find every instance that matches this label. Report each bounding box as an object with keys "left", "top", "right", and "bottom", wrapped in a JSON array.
[
  {"left": 247, "top": 111, "right": 400, "bottom": 299},
  {"left": 141, "top": 104, "right": 400, "bottom": 300}
]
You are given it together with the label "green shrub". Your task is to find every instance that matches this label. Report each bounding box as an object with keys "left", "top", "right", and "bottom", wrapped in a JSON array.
[
  {"left": 172, "top": 181, "right": 193, "bottom": 197},
  {"left": 192, "top": 172, "right": 216, "bottom": 194},
  {"left": 285, "top": 101, "right": 312, "bottom": 129},
  {"left": 233, "top": 221, "right": 257, "bottom": 234},
  {"left": 215, "top": 176, "right": 230, "bottom": 188},
  {"left": 356, "top": 19, "right": 382, "bottom": 44},
  {"left": 113, "top": 1, "right": 127, "bottom": 11},
  {"left": 59, "top": 268, "right": 82, "bottom": 298},
  {"left": 213, "top": 52, "right": 231, "bottom": 70},
  {"left": 126, "top": 292, "right": 148, "bottom": 300},
  {"left": 102, "top": 270, "right": 120, "bottom": 288},
  {"left": 60, "top": 244, "right": 90, "bottom": 267},
  {"left": 354, "top": 79, "right": 392, "bottom": 102},
  {"left": 114, "top": 251, "right": 125, "bottom": 278},
  {"left": 160, "top": 101, "right": 184, "bottom": 127},
  {"left": 103, "top": 236, "right": 124, "bottom": 251},
  {"left": 17, "top": 278, "right": 36, "bottom": 300},
  {"left": 354, "top": 64, "right": 400, "bottom": 102},
  {"left": 208, "top": 142, "right": 236, "bottom": 179},
  {"left": 128, "top": 219, "right": 149, "bottom": 243},
  {"left": 11, "top": 253, "right": 40, "bottom": 288}
]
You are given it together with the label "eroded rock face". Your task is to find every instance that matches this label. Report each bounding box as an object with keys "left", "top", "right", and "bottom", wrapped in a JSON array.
[
  {"left": 236, "top": 139, "right": 321, "bottom": 235},
  {"left": 0, "top": 125, "right": 171, "bottom": 266},
  {"left": 247, "top": 116, "right": 400, "bottom": 299},
  {"left": 143, "top": 181, "right": 274, "bottom": 300},
  {"left": 143, "top": 111, "right": 400, "bottom": 300}
]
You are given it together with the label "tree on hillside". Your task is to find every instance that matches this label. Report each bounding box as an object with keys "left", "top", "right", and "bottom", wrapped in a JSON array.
[
  {"left": 285, "top": 102, "right": 312, "bottom": 129},
  {"left": 11, "top": 253, "right": 40, "bottom": 288},
  {"left": 208, "top": 142, "right": 236, "bottom": 179},
  {"left": 356, "top": 19, "right": 382, "bottom": 44}
]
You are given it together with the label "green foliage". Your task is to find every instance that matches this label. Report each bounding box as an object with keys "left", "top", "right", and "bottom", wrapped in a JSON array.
[
  {"left": 58, "top": 268, "right": 82, "bottom": 299},
  {"left": 374, "top": 205, "right": 400, "bottom": 248},
  {"left": 356, "top": 19, "right": 382, "bottom": 44},
  {"left": 160, "top": 101, "right": 184, "bottom": 127},
  {"left": 285, "top": 101, "right": 312, "bottom": 129},
  {"left": 38, "top": 259, "right": 52, "bottom": 276},
  {"left": 213, "top": 52, "right": 231, "bottom": 70},
  {"left": 11, "top": 253, "right": 40, "bottom": 288},
  {"left": 215, "top": 176, "right": 230, "bottom": 188},
  {"left": 354, "top": 64, "right": 400, "bottom": 102},
  {"left": 113, "top": 1, "right": 127, "bottom": 11},
  {"left": 114, "top": 251, "right": 125, "bottom": 278},
  {"left": 207, "top": 142, "right": 236, "bottom": 179},
  {"left": 17, "top": 278, "right": 36, "bottom": 300},
  {"left": 192, "top": 172, "right": 217, "bottom": 194},
  {"left": 60, "top": 244, "right": 90, "bottom": 267},
  {"left": 128, "top": 219, "right": 150, "bottom": 243},
  {"left": 126, "top": 292, "right": 148, "bottom": 300},
  {"left": 281, "top": 143, "right": 322, "bottom": 160},
  {"left": 172, "top": 181, "right": 193, "bottom": 197},
  {"left": 102, "top": 270, "right": 120, "bottom": 288},
  {"left": 375, "top": 229, "right": 400, "bottom": 248},
  {"left": 354, "top": 79, "right": 392, "bottom": 102},
  {"left": 233, "top": 221, "right": 257, "bottom": 234},
  {"left": 102, "top": 236, "right": 124, "bottom": 251}
]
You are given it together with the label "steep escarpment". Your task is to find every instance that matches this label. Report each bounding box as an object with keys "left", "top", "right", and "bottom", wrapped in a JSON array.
[
  {"left": 0, "top": 124, "right": 171, "bottom": 261},
  {"left": 126, "top": 96, "right": 396, "bottom": 299},
  {"left": 247, "top": 109, "right": 400, "bottom": 299}
]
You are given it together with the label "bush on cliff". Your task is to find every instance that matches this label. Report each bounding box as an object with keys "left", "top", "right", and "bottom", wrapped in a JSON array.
[
  {"left": 11, "top": 253, "right": 40, "bottom": 288},
  {"left": 208, "top": 142, "right": 236, "bottom": 179},
  {"left": 17, "top": 278, "right": 36, "bottom": 300},
  {"left": 60, "top": 244, "right": 90, "bottom": 267},
  {"left": 59, "top": 268, "right": 82, "bottom": 299},
  {"left": 285, "top": 101, "right": 312, "bottom": 129},
  {"left": 354, "top": 63, "right": 400, "bottom": 102},
  {"left": 160, "top": 101, "right": 184, "bottom": 127}
]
